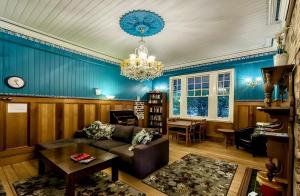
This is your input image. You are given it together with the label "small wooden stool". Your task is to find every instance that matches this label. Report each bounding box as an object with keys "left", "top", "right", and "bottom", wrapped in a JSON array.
[{"left": 217, "top": 129, "right": 235, "bottom": 148}]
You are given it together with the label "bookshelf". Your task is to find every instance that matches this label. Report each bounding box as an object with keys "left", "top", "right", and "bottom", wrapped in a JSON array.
[{"left": 147, "top": 91, "right": 167, "bottom": 134}]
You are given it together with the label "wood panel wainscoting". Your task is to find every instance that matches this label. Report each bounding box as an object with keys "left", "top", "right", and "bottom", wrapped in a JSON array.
[
  {"left": 166, "top": 101, "right": 271, "bottom": 141},
  {"left": 0, "top": 96, "right": 149, "bottom": 166}
]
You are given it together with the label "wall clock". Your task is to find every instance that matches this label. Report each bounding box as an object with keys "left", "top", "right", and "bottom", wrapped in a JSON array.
[{"left": 5, "top": 76, "right": 25, "bottom": 89}]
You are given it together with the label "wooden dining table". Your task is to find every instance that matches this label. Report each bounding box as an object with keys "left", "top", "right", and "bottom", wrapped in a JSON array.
[{"left": 167, "top": 120, "right": 201, "bottom": 146}]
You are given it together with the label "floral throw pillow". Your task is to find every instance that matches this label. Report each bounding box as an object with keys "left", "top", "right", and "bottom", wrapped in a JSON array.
[
  {"left": 129, "top": 129, "right": 153, "bottom": 151},
  {"left": 83, "top": 121, "right": 115, "bottom": 140}
]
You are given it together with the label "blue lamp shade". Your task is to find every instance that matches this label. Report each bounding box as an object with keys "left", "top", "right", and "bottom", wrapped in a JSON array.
[{"left": 119, "top": 10, "right": 165, "bottom": 37}]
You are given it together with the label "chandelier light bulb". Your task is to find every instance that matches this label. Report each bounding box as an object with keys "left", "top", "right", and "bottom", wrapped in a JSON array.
[
  {"left": 120, "top": 38, "right": 163, "bottom": 81},
  {"left": 148, "top": 55, "right": 156, "bottom": 62},
  {"left": 129, "top": 54, "right": 136, "bottom": 61}
]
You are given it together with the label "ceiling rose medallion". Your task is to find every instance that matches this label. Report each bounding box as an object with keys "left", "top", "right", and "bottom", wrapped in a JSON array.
[{"left": 119, "top": 10, "right": 165, "bottom": 81}]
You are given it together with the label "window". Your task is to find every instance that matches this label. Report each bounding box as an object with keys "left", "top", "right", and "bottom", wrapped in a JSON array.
[
  {"left": 172, "top": 78, "right": 181, "bottom": 115},
  {"left": 187, "top": 76, "right": 209, "bottom": 117},
  {"left": 169, "top": 69, "right": 234, "bottom": 122},
  {"left": 217, "top": 73, "right": 230, "bottom": 118}
]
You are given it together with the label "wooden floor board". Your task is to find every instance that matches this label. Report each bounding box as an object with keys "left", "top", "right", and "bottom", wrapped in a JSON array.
[{"left": 0, "top": 140, "right": 267, "bottom": 195}]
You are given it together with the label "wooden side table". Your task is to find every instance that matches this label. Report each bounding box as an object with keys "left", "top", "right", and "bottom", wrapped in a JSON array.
[{"left": 217, "top": 129, "right": 235, "bottom": 148}]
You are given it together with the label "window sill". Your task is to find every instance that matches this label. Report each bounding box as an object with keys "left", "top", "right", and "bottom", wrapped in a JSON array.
[{"left": 169, "top": 116, "right": 233, "bottom": 123}]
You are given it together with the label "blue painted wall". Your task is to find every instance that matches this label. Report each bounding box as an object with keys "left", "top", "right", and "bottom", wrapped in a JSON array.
[
  {"left": 0, "top": 31, "right": 151, "bottom": 100},
  {"left": 152, "top": 54, "right": 274, "bottom": 101}
]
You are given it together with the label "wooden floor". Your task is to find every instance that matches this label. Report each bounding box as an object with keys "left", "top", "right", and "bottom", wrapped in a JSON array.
[{"left": 0, "top": 140, "right": 267, "bottom": 196}]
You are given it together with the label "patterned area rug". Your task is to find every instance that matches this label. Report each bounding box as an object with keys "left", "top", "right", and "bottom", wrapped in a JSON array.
[
  {"left": 143, "top": 154, "right": 238, "bottom": 196},
  {"left": 13, "top": 172, "right": 145, "bottom": 196}
]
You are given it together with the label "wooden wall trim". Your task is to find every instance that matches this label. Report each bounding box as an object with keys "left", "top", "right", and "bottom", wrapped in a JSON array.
[
  {"left": 0, "top": 96, "right": 148, "bottom": 165},
  {"left": 0, "top": 95, "right": 142, "bottom": 104}
]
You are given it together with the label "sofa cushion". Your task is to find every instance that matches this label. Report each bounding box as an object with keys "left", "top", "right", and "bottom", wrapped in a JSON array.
[
  {"left": 111, "top": 125, "right": 134, "bottom": 143},
  {"left": 109, "top": 144, "right": 134, "bottom": 164},
  {"left": 133, "top": 127, "right": 161, "bottom": 139},
  {"left": 133, "top": 127, "right": 143, "bottom": 137},
  {"left": 83, "top": 121, "right": 115, "bottom": 140},
  {"left": 90, "top": 139, "right": 127, "bottom": 151}
]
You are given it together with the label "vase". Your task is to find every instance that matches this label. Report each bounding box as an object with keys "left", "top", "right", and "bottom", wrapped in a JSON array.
[
  {"left": 264, "top": 72, "right": 274, "bottom": 107},
  {"left": 273, "top": 53, "right": 288, "bottom": 66}
]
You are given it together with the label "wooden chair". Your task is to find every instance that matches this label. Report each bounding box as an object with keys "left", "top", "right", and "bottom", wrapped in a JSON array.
[
  {"left": 198, "top": 119, "right": 207, "bottom": 142},
  {"left": 186, "top": 119, "right": 207, "bottom": 143},
  {"left": 167, "top": 117, "right": 181, "bottom": 140},
  {"left": 177, "top": 120, "right": 196, "bottom": 144}
]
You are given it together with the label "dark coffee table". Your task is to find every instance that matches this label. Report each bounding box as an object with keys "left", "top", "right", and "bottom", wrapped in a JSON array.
[{"left": 38, "top": 143, "right": 119, "bottom": 196}]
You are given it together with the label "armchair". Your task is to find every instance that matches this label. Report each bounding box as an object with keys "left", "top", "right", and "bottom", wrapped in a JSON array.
[{"left": 235, "top": 127, "right": 267, "bottom": 157}]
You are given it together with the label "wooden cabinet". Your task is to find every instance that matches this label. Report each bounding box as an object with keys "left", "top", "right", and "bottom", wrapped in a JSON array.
[{"left": 148, "top": 92, "right": 167, "bottom": 134}]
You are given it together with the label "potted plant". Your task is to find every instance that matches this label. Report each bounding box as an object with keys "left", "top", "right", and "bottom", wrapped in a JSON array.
[{"left": 274, "top": 28, "right": 288, "bottom": 66}]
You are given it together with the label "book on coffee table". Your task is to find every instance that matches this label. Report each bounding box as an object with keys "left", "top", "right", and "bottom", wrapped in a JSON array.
[
  {"left": 70, "top": 153, "right": 96, "bottom": 164},
  {"left": 70, "top": 153, "right": 90, "bottom": 161},
  {"left": 79, "top": 157, "right": 96, "bottom": 164}
]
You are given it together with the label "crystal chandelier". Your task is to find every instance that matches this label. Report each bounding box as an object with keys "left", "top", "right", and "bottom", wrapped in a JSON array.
[
  {"left": 120, "top": 37, "right": 163, "bottom": 81},
  {"left": 119, "top": 10, "right": 165, "bottom": 81}
]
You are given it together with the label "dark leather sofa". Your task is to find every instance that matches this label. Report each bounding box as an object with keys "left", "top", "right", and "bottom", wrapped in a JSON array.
[
  {"left": 37, "top": 125, "right": 169, "bottom": 179},
  {"left": 234, "top": 127, "right": 267, "bottom": 157}
]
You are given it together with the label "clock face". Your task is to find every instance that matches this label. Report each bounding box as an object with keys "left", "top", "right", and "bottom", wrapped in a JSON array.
[{"left": 6, "top": 76, "right": 25, "bottom": 89}]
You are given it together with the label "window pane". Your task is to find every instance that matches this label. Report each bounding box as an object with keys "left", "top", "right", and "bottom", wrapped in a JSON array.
[
  {"left": 225, "top": 88, "right": 230, "bottom": 95},
  {"left": 188, "top": 78, "right": 194, "bottom": 84},
  {"left": 188, "top": 90, "right": 194, "bottom": 96},
  {"left": 188, "top": 84, "right": 194, "bottom": 90},
  {"left": 202, "top": 82, "right": 209, "bottom": 88},
  {"left": 218, "top": 74, "right": 224, "bottom": 81},
  {"left": 195, "top": 90, "right": 201, "bottom": 96},
  {"left": 218, "top": 82, "right": 224, "bottom": 88},
  {"left": 224, "top": 73, "right": 230, "bottom": 80},
  {"left": 172, "top": 79, "right": 181, "bottom": 115},
  {"left": 173, "top": 80, "right": 177, "bottom": 86},
  {"left": 173, "top": 95, "right": 180, "bottom": 115},
  {"left": 218, "top": 88, "right": 226, "bottom": 95},
  {"left": 195, "top": 77, "right": 201, "bottom": 83},
  {"left": 187, "top": 97, "right": 208, "bottom": 116},
  {"left": 202, "top": 76, "right": 209, "bottom": 83},
  {"left": 195, "top": 83, "right": 201, "bottom": 89},
  {"left": 202, "top": 89, "right": 209, "bottom": 96},
  {"left": 218, "top": 96, "right": 229, "bottom": 118},
  {"left": 224, "top": 81, "right": 230, "bottom": 88}
]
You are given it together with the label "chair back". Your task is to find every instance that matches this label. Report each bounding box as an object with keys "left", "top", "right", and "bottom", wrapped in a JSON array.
[
  {"left": 189, "top": 120, "right": 198, "bottom": 132},
  {"left": 191, "top": 120, "right": 201, "bottom": 132},
  {"left": 167, "top": 117, "right": 180, "bottom": 122},
  {"left": 199, "top": 119, "right": 207, "bottom": 131}
]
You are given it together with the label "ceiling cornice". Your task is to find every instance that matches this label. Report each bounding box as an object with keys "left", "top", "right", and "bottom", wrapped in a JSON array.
[
  {"left": 164, "top": 48, "right": 276, "bottom": 72},
  {"left": 0, "top": 17, "right": 277, "bottom": 72},
  {"left": 0, "top": 17, "right": 121, "bottom": 65}
]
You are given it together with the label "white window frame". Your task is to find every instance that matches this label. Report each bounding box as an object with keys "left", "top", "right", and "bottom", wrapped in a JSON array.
[
  {"left": 169, "top": 77, "right": 182, "bottom": 117},
  {"left": 186, "top": 75, "right": 210, "bottom": 117},
  {"left": 169, "top": 68, "right": 234, "bottom": 122}
]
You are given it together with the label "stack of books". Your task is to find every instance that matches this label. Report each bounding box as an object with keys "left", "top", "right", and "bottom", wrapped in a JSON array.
[{"left": 70, "top": 153, "right": 96, "bottom": 164}]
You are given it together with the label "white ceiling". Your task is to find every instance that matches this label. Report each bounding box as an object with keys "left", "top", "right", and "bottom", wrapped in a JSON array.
[{"left": 0, "top": 0, "right": 281, "bottom": 68}]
